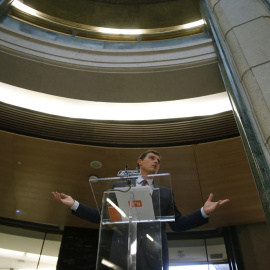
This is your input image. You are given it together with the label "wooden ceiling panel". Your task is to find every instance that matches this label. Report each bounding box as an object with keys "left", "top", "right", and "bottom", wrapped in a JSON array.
[{"left": 0, "top": 102, "right": 239, "bottom": 147}]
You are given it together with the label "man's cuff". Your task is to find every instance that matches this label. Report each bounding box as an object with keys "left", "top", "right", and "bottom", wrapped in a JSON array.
[
  {"left": 201, "top": 207, "right": 209, "bottom": 219},
  {"left": 71, "top": 200, "right": 79, "bottom": 211}
]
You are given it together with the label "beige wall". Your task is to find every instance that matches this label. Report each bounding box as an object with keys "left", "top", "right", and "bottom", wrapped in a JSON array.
[{"left": 207, "top": 0, "right": 270, "bottom": 165}]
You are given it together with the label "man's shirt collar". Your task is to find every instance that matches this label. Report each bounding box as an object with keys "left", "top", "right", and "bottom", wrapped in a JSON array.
[{"left": 136, "top": 176, "right": 153, "bottom": 186}]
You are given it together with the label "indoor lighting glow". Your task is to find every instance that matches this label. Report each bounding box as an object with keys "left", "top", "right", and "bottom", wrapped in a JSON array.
[
  {"left": 26, "top": 253, "right": 58, "bottom": 262},
  {"left": 0, "top": 248, "right": 24, "bottom": 257},
  {"left": 0, "top": 82, "right": 232, "bottom": 121},
  {"left": 15, "top": 209, "right": 26, "bottom": 215},
  {"left": 146, "top": 234, "right": 154, "bottom": 241},
  {"left": 10, "top": 1, "right": 204, "bottom": 35},
  {"left": 18, "top": 269, "right": 55, "bottom": 270},
  {"left": 40, "top": 255, "right": 58, "bottom": 262},
  {"left": 130, "top": 240, "right": 137, "bottom": 255},
  {"left": 98, "top": 27, "right": 142, "bottom": 35},
  {"left": 101, "top": 259, "right": 115, "bottom": 268},
  {"left": 0, "top": 248, "right": 58, "bottom": 262},
  {"left": 12, "top": 0, "right": 37, "bottom": 16},
  {"left": 170, "top": 265, "right": 216, "bottom": 270},
  {"left": 182, "top": 19, "right": 205, "bottom": 29},
  {"left": 106, "top": 198, "right": 126, "bottom": 218},
  {"left": 101, "top": 259, "right": 121, "bottom": 270},
  {"left": 25, "top": 253, "right": 40, "bottom": 259}
]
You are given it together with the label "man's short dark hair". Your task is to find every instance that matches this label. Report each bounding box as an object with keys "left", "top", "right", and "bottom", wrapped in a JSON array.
[{"left": 138, "top": 150, "right": 161, "bottom": 161}]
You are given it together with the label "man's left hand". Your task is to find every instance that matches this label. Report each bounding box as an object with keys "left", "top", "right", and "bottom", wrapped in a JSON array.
[{"left": 203, "top": 193, "right": 230, "bottom": 215}]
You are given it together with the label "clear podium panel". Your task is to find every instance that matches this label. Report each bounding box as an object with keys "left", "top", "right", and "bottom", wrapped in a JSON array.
[
  {"left": 102, "top": 187, "right": 160, "bottom": 224},
  {"left": 89, "top": 173, "right": 175, "bottom": 222},
  {"left": 96, "top": 188, "right": 163, "bottom": 270}
]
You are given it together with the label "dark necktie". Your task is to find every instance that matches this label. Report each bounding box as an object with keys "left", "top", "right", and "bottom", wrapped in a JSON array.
[{"left": 141, "top": 180, "right": 148, "bottom": 186}]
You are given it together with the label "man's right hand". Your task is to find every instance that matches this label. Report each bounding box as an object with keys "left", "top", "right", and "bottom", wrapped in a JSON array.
[{"left": 52, "top": 192, "right": 75, "bottom": 207}]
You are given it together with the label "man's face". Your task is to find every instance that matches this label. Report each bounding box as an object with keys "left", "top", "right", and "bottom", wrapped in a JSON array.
[{"left": 138, "top": 152, "right": 160, "bottom": 175}]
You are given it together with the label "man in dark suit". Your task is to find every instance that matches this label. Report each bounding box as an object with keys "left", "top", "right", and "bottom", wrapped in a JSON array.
[{"left": 53, "top": 150, "right": 229, "bottom": 269}]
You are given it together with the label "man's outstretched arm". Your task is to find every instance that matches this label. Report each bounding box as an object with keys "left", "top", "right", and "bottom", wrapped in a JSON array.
[
  {"left": 169, "top": 193, "right": 229, "bottom": 232},
  {"left": 52, "top": 192, "right": 100, "bottom": 224},
  {"left": 52, "top": 192, "right": 75, "bottom": 207}
]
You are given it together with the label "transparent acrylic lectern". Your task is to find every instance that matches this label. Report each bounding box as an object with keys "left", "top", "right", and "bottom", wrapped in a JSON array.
[{"left": 89, "top": 172, "right": 174, "bottom": 270}]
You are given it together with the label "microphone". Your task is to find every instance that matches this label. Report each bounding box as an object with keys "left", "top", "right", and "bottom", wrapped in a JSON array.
[
  {"left": 117, "top": 164, "right": 141, "bottom": 186},
  {"left": 117, "top": 169, "right": 141, "bottom": 177}
]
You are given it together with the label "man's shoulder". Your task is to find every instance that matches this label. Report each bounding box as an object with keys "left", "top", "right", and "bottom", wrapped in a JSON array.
[{"left": 154, "top": 184, "right": 171, "bottom": 192}]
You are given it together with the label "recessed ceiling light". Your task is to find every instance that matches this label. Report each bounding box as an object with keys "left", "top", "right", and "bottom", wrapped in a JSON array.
[
  {"left": 98, "top": 27, "right": 142, "bottom": 35},
  {"left": 90, "top": 161, "right": 102, "bottom": 169}
]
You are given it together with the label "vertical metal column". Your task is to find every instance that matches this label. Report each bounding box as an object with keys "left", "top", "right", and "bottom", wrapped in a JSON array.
[
  {"left": 261, "top": 0, "right": 270, "bottom": 11},
  {"left": 200, "top": 0, "right": 270, "bottom": 228}
]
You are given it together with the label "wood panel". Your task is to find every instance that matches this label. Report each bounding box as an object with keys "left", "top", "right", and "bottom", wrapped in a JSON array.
[
  {"left": 159, "top": 146, "right": 204, "bottom": 216},
  {"left": 0, "top": 130, "right": 265, "bottom": 229},
  {"left": 194, "top": 138, "right": 265, "bottom": 227},
  {"left": 0, "top": 132, "right": 15, "bottom": 217}
]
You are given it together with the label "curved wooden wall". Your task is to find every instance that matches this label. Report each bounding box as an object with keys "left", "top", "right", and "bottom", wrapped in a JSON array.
[{"left": 0, "top": 130, "right": 265, "bottom": 229}]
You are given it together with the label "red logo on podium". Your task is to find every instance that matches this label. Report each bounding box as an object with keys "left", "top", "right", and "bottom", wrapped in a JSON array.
[{"left": 128, "top": 200, "right": 142, "bottom": 207}]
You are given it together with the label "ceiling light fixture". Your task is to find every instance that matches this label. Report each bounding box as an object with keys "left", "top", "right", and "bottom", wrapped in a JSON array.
[
  {"left": 0, "top": 82, "right": 232, "bottom": 121},
  {"left": 11, "top": 1, "right": 204, "bottom": 36},
  {"left": 182, "top": 19, "right": 205, "bottom": 29},
  {"left": 98, "top": 28, "right": 142, "bottom": 35},
  {"left": 90, "top": 161, "right": 102, "bottom": 169},
  {"left": 12, "top": 0, "right": 37, "bottom": 16}
]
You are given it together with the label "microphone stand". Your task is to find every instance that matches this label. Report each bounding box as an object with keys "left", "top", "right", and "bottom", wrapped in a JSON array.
[{"left": 117, "top": 164, "right": 140, "bottom": 186}]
